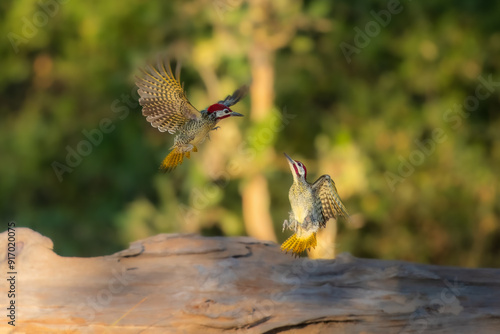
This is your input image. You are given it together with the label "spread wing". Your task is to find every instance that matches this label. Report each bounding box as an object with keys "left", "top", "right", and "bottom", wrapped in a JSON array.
[
  {"left": 312, "top": 175, "right": 349, "bottom": 228},
  {"left": 136, "top": 59, "right": 200, "bottom": 134},
  {"left": 218, "top": 85, "right": 249, "bottom": 107}
]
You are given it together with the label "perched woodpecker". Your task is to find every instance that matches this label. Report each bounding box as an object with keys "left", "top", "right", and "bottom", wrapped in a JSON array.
[
  {"left": 136, "top": 59, "right": 248, "bottom": 172},
  {"left": 281, "top": 153, "right": 349, "bottom": 256}
]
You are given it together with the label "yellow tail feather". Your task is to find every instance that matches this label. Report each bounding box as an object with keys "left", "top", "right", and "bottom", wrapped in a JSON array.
[
  {"left": 281, "top": 232, "right": 317, "bottom": 257},
  {"left": 159, "top": 147, "right": 192, "bottom": 172}
]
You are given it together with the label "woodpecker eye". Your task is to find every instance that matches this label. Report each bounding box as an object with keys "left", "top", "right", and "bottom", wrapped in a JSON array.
[
  {"left": 223, "top": 108, "right": 229, "bottom": 113},
  {"left": 295, "top": 161, "right": 307, "bottom": 178}
]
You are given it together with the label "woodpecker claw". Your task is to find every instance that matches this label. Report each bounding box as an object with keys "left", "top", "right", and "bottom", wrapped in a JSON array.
[
  {"left": 212, "top": 126, "right": 220, "bottom": 131},
  {"left": 282, "top": 220, "right": 288, "bottom": 232}
]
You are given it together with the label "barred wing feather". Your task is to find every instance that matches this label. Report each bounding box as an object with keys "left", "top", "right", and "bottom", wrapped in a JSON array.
[
  {"left": 218, "top": 85, "right": 249, "bottom": 107},
  {"left": 312, "top": 175, "right": 349, "bottom": 228},
  {"left": 136, "top": 59, "right": 199, "bottom": 134}
]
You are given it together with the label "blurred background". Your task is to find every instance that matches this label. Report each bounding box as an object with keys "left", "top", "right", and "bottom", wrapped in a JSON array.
[{"left": 1, "top": 0, "right": 499, "bottom": 267}]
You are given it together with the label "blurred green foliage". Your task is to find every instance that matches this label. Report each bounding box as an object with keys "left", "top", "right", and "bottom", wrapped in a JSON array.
[{"left": 1, "top": 0, "right": 499, "bottom": 267}]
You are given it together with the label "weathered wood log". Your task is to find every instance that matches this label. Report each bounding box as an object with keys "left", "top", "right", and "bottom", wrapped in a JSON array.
[{"left": 1, "top": 228, "right": 499, "bottom": 333}]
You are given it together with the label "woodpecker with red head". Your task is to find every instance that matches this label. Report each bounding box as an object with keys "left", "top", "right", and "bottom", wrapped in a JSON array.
[
  {"left": 136, "top": 58, "right": 248, "bottom": 172},
  {"left": 281, "top": 153, "right": 349, "bottom": 256}
]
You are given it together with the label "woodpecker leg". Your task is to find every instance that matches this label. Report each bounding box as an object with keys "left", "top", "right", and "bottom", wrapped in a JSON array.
[
  {"left": 301, "top": 216, "right": 314, "bottom": 231},
  {"left": 183, "top": 144, "right": 196, "bottom": 153},
  {"left": 291, "top": 212, "right": 298, "bottom": 231},
  {"left": 282, "top": 215, "right": 297, "bottom": 232},
  {"left": 282, "top": 220, "right": 289, "bottom": 232},
  {"left": 192, "top": 146, "right": 198, "bottom": 152}
]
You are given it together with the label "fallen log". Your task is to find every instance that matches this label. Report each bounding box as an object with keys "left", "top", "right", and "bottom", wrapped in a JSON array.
[{"left": 0, "top": 228, "right": 499, "bottom": 333}]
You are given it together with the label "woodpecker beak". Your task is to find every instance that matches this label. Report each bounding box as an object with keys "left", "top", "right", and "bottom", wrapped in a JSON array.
[
  {"left": 230, "top": 112, "right": 244, "bottom": 117},
  {"left": 284, "top": 153, "right": 295, "bottom": 172}
]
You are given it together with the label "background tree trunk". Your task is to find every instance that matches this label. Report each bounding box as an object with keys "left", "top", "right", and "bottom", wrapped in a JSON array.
[
  {"left": 242, "top": 1, "right": 277, "bottom": 243},
  {"left": 2, "top": 228, "right": 499, "bottom": 333},
  {"left": 241, "top": 0, "right": 301, "bottom": 244}
]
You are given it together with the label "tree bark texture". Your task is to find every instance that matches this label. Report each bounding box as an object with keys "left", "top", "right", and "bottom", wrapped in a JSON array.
[{"left": 1, "top": 228, "right": 499, "bottom": 333}]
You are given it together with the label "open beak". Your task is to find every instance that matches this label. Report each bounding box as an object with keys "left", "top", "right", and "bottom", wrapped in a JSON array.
[{"left": 230, "top": 112, "right": 244, "bottom": 117}]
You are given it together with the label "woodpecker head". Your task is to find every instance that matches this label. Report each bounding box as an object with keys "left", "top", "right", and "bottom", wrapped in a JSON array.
[
  {"left": 207, "top": 103, "right": 243, "bottom": 121},
  {"left": 284, "top": 153, "right": 307, "bottom": 181}
]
